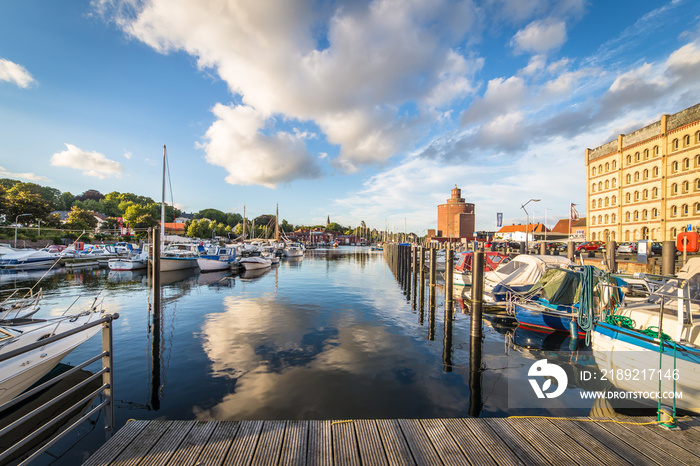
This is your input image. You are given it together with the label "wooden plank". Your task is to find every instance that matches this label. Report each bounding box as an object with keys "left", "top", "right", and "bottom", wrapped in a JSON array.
[
  {"left": 252, "top": 420, "right": 286, "bottom": 466},
  {"left": 441, "top": 419, "right": 498, "bottom": 466},
  {"left": 354, "top": 419, "right": 388, "bottom": 466},
  {"left": 420, "top": 419, "right": 469, "bottom": 466},
  {"left": 397, "top": 419, "right": 441, "bottom": 466},
  {"left": 82, "top": 420, "right": 149, "bottom": 466},
  {"left": 460, "top": 418, "right": 526, "bottom": 466},
  {"left": 279, "top": 420, "right": 308, "bottom": 466},
  {"left": 525, "top": 418, "right": 606, "bottom": 466},
  {"left": 166, "top": 420, "right": 217, "bottom": 465},
  {"left": 641, "top": 422, "right": 700, "bottom": 454},
  {"left": 138, "top": 420, "right": 196, "bottom": 466},
  {"left": 574, "top": 420, "right": 666, "bottom": 466},
  {"left": 195, "top": 421, "right": 240, "bottom": 465},
  {"left": 484, "top": 418, "right": 550, "bottom": 466},
  {"left": 499, "top": 418, "right": 572, "bottom": 466},
  {"left": 615, "top": 420, "right": 700, "bottom": 465},
  {"left": 595, "top": 420, "right": 690, "bottom": 466},
  {"left": 223, "top": 420, "right": 263, "bottom": 466},
  {"left": 376, "top": 419, "right": 415, "bottom": 466},
  {"left": 307, "top": 420, "right": 332, "bottom": 466},
  {"left": 543, "top": 420, "right": 633, "bottom": 466},
  {"left": 110, "top": 419, "right": 171, "bottom": 466},
  {"left": 332, "top": 420, "right": 360, "bottom": 466}
]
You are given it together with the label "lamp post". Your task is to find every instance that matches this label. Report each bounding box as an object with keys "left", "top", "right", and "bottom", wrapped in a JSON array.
[
  {"left": 14, "top": 213, "right": 31, "bottom": 247},
  {"left": 521, "top": 199, "right": 540, "bottom": 252}
]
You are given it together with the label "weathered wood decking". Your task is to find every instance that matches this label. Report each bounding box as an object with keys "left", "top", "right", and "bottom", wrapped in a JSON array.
[{"left": 84, "top": 416, "right": 700, "bottom": 465}]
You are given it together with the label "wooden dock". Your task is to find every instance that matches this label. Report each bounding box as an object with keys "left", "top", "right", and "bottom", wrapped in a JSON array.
[{"left": 84, "top": 416, "right": 700, "bottom": 465}]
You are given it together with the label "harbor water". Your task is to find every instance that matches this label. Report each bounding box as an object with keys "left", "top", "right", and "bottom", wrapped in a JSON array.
[{"left": 2, "top": 247, "right": 637, "bottom": 464}]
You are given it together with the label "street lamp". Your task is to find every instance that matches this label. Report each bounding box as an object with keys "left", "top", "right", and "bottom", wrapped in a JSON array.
[
  {"left": 14, "top": 213, "right": 31, "bottom": 247},
  {"left": 521, "top": 199, "right": 540, "bottom": 252}
]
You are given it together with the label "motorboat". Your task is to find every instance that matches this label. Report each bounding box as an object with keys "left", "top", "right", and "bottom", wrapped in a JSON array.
[
  {"left": 108, "top": 245, "right": 149, "bottom": 271},
  {"left": 0, "top": 303, "right": 106, "bottom": 405},
  {"left": 261, "top": 252, "right": 280, "bottom": 265},
  {"left": 0, "top": 288, "right": 43, "bottom": 322},
  {"left": 0, "top": 249, "right": 60, "bottom": 270},
  {"left": 453, "top": 251, "right": 510, "bottom": 287},
  {"left": 197, "top": 246, "right": 237, "bottom": 272},
  {"left": 239, "top": 256, "right": 272, "bottom": 271},
  {"left": 283, "top": 244, "right": 304, "bottom": 258},
  {"left": 465, "top": 254, "right": 573, "bottom": 308},
  {"left": 159, "top": 243, "right": 200, "bottom": 272}
]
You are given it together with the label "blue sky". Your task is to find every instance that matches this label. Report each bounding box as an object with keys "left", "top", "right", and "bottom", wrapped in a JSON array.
[{"left": 1, "top": 0, "right": 699, "bottom": 235}]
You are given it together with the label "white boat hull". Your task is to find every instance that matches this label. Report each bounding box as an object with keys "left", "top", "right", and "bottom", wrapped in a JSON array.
[
  {"left": 159, "top": 257, "right": 200, "bottom": 272},
  {"left": 240, "top": 258, "right": 272, "bottom": 270},
  {"left": 197, "top": 257, "right": 233, "bottom": 272},
  {"left": 108, "top": 258, "right": 147, "bottom": 271}
]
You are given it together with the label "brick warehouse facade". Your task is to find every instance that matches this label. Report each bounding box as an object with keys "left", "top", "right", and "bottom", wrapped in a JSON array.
[
  {"left": 437, "top": 186, "right": 475, "bottom": 240},
  {"left": 586, "top": 102, "right": 700, "bottom": 242}
]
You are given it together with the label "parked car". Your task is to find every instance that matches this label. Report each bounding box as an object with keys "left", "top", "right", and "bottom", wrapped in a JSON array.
[
  {"left": 575, "top": 241, "right": 603, "bottom": 252},
  {"left": 617, "top": 242, "right": 637, "bottom": 254},
  {"left": 650, "top": 242, "right": 662, "bottom": 255}
]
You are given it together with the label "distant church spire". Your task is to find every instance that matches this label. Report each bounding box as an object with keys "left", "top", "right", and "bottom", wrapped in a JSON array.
[{"left": 326, "top": 215, "right": 330, "bottom": 227}]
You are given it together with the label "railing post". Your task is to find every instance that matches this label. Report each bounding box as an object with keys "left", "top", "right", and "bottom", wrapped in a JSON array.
[{"left": 102, "top": 316, "right": 115, "bottom": 436}]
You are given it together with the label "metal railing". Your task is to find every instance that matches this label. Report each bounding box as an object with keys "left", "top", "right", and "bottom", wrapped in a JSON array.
[{"left": 0, "top": 313, "right": 119, "bottom": 465}]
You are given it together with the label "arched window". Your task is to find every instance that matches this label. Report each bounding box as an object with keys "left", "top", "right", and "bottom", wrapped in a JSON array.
[
  {"left": 612, "top": 178, "right": 617, "bottom": 187},
  {"left": 652, "top": 208, "right": 658, "bottom": 218},
  {"left": 672, "top": 161, "right": 679, "bottom": 172},
  {"left": 652, "top": 187, "right": 659, "bottom": 198},
  {"left": 592, "top": 199, "right": 597, "bottom": 208},
  {"left": 598, "top": 164, "right": 603, "bottom": 173},
  {"left": 598, "top": 181, "right": 602, "bottom": 190},
  {"left": 643, "top": 189, "right": 648, "bottom": 199},
  {"left": 625, "top": 231, "right": 630, "bottom": 241},
  {"left": 612, "top": 160, "right": 617, "bottom": 169},
  {"left": 592, "top": 216, "right": 596, "bottom": 225},
  {"left": 634, "top": 210, "right": 639, "bottom": 220},
  {"left": 626, "top": 193, "right": 631, "bottom": 202},
  {"left": 625, "top": 212, "right": 631, "bottom": 221},
  {"left": 671, "top": 205, "right": 678, "bottom": 217},
  {"left": 696, "top": 154, "right": 700, "bottom": 166},
  {"left": 612, "top": 195, "right": 617, "bottom": 205},
  {"left": 605, "top": 197, "right": 610, "bottom": 206},
  {"left": 654, "top": 145, "right": 660, "bottom": 156},
  {"left": 673, "top": 138, "right": 679, "bottom": 150},
  {"left": 653, "top": 166, "right": 659, "bottom": 177},
  {"left": 605, "top": 162, "right": 610, "bottom": 171},
  {"left": 604, "top": 214, "right": 609, "bottom": 223},
  {"left": 682, "top": 204, "right": 689, "bottom": 216},
  {"left": 634, "top": 191, "right": 639, "bottom": 201},
  {"left": 684, "top": 135, "right": 691, "bottom": 146},
  {"left": 605, "top": 179, "right": 609, "bottom": 189},
  {"left": 683, "top": 181, "right": 689, "bottom": 193},
  {"left": 592, "top": 166, "right": 596, "bottom": 175},
  {"left": 611, "top": 213, "right": 616, "bottom": 222},
  {"left": 644, "top": 149, "right": 649, "bottom": 159},
  {"left": 626, "top": 174, "right": 632, "bottom": 183},
  {"left": 684, "top": 158, "right": 690, "bottom": 170},
  {"left": 635, "top": 152, "right": 640, "bottom": 162},
  {"left": 695, "top": 203, "right": 700, "bottom": 214},
  {"left": 642, "top": 210, "right": 648, "bottom": 220},
  {"left": 626, "top": 155, "right": 632, "bottom": 165},
  {"left": 671, "top": 227, "right": 677, "bottom": 238},
  {"left": 672, "top": 183, "right": 678, "bottom": 195},
  {"left": 696, "top": 178, "right": 700, "bottom": 191},
  {"left": 591, "top": 183, "right": 596, "bottom": 192},
  {"left": 634, "top": 171, "right": 640, "bottom": 181},
  {"left": 643, "top": 169, "right": 649, "bottom": 179}
]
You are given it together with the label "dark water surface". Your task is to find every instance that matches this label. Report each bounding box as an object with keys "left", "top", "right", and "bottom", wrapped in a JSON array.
[{"left": 2, "top": 247, "right": 606, "bottom": 465}]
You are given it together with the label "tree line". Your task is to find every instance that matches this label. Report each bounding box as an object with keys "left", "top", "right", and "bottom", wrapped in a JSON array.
[{"left": 0, "top": 178, "right": 374, "bottom": 241}]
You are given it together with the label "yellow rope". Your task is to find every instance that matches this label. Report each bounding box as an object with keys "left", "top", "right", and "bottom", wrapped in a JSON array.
[
  {"left": 331, "top": 420, "right": 354, "bottom": 425},
  {"left": 507, "top": 415, "right": 670, "bottom": 426}
]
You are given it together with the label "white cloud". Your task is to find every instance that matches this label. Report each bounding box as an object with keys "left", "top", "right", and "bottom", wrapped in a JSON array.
[
  {"left": 511, "top": 19, "right": 567, "bottom": 55},
  {"left": 97, "top": 0, "right": 481, "bottom": 178},
  {"left": 49, "top": 144, "right": 123, "bottom": 179},
  {"left": 0, "top": 58, "right": 35, "bottom": 88},
  {"left": 197, "top": 103, "right": 322, "bottom": 188},
  {"left": 0, "top": 166, "right": 49, "bottom": 182},
  {"left": 123, "top": 150, "right": 132, "bottom": 160}
]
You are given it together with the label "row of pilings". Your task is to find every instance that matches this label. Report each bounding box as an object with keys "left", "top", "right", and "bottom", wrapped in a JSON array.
[{"left": 383, "top": 242, "right": 485, "bottom": 416}]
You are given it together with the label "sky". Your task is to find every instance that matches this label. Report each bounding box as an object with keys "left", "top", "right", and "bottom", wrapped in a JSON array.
[{"left": 1, "top": 0, "right": 700, "bottom": 235}]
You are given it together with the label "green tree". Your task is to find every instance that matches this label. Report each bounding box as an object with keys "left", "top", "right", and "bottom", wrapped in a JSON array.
[
  {"left": 326, "top": 222, "right": 343, "bottom": 233},
  {"left": 196, "top": 208, "right": 227, "bottom": 224},
  {"left": 65, "top": 206, "right": 98, "bottom": 231},
  {"left": 225, "top": 212, "right": 242, "bottom": 227},
  {"left": 99, "top": 217, "right": 122, "bottom": 235},
  {"left": 76, "top": 189, "right": 104, "bottom": 202},
  {"left": 123, "top": 204, "right": 158, "bottom": 232},
  {"left": 58, "top": 191, "right": 75, "bottom": 211},
  {"left": 5, "top": 185, "right": 52, "bottom": 223}
]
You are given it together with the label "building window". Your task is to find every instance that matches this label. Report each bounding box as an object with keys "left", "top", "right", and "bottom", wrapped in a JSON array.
[
  {"left": 634, "top": 210, "right": 639, "bottom": 221},
  {"left": 626, "top": 212, "right": 631, "bottom": 221},
  {"left": 682, "top": 204, "right": 689, "bottom": 216},
  {"left": 671, "top": 227, "right": 677, "bottom": 238},
  {"left": 613, "top": 160, "right": 617, "bottom": 169},
  {"left": 654, "top": 145, "right": 660, "bottom": 156},
  {"left": 605, "top": 214, "right": 609, "bottom": 223},
  {"left": 671, "top": 205, "right": 678, "bottom": 217},
  {"left": 635, "top": 152, "right": 640, "bottom": 162},
  {"left": 598, "top": 181, "right": 603, "bottom": 191},
  {"left": 605, "top": 162, "right": 610, "bottom": 171},
  {"left": 644, "top": 149, "right": 649, "bottom": 159},
  {"left": 626, "top": 174, "right": 632, "bottom": 184},
  {"left": 634, "top": 191, "right": 640, "bottom": 201},
  {"left": 695, "top": 203, "right": 700, "bottom": 214},
  {"left": 696, "top": 178, "right": 700, "bottom": 191},
  {"left": 683, "top": 181, "right": 689, "bottom": 193},
  {"left": 696, "top": 154, "right": 700, "bottom": 166},
  {"left": 626, "top": 193, "right": 631, "bottom": 202},
  {"left": 643, "top": 169, "right": 649, "bottom": 180},
  {"left": 643, "top": 189, "right": 648, "bottom": 200},
  {"left": 592, "top": 216, "right": 596, "bottom": 225},
  {"left": 653, "top": 187, "right": 659, "bottom": 198},
  {"left": 612, "top": 213, "right": 616, "bottom": 222},
  {"left": 591, "top": 183, "right": 596, "bottom": 192},
  {"left": 605, "top": 196, "right": 610, "bottom": 206},
  {"left": 592, "top": 199, "right": 597, "bottom": 209},
  {"left": 697, "top": 131, "right": 700, "bottom": 143},
  {"left": 626, "top": 155, "right": 632, "bottom": 165},
  {"left": 673, "top": 138, "right": 679, "bottom": 150},
  {"left": 634, "top": 171, "right": 640, "bottom": 181},
  {"left": 592, "top": 166, "right": 596, "bottom": 175},
  {"left": 684, "top": 158, "right": 690, "bottom": 170},
  {"left": 684, "top": 135, "right": 691, "bottom": 146},
  {"left": 612, "top": 178, "right": 617, "bottom": 187},
  {"left": 672, "top": 161, "right": 679, "bottom": 172},
  {"left": 652, "top": 208, "right": 658, "bottom": 218},
  {"left": 672, "top": 183, "right": 678, "bottom": 195},
  {"left": 653, "top": 166, "right": 659, "bottom": 177},
  {"left": 612, "top": 195, "right": 617, "bottom": 205}
]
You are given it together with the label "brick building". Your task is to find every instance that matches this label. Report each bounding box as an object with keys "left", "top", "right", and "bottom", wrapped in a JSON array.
[{"left": 436, "top": 186, "right": 475, "bottom": 241}]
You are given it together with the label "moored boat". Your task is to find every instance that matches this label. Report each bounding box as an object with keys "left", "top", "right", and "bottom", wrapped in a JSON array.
[
  {"left": 0, "top": 249, "right": 60, "bottom": 270},
  {"left": 453, "top": 251, "right": 510, "bottom": 287},
  {"left": 197, "top": 246, "right": 237, "bottom": 272},
  {"left": 239, "top": 256, "right": 272, "bottom": 271}
]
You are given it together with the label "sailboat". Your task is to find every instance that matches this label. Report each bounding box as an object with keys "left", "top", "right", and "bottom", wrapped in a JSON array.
[{"left": 157, "top": 145, "right": 199, "bottom": 272}]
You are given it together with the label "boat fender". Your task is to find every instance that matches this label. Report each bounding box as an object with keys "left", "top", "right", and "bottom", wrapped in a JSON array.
[{"left": 569, "top": 320, "right": 578, "bottom": 341}]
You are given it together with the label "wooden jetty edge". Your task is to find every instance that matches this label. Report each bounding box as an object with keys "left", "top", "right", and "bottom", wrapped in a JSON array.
[{"left": 83, "top": 416, "right": 700, "bottom": 465}]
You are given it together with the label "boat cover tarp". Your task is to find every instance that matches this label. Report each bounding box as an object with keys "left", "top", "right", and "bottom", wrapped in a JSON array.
[
  {"left": 485, "top": 255, "right": 572, "bottom": 292},
  {"left": 528, "top": 268, "right": 581, "bottom": 305},
  {"left": 455, "top": 252, "right": 510, "bottom": 272}
]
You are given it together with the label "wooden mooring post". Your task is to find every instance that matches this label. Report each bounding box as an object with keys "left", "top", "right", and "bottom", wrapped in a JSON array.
[{"left": 445, "top": 247, "right": 454, "bottom": 307}]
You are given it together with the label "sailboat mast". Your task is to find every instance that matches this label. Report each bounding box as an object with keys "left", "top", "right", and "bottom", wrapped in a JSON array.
[
  {"left": 161, "top": 145, "right": 166, "bottom": 241},
  {"left": 275, "top": 204, "right": 279, "bottom": 242},
  {"left": 243, "top": 204, "right": 246, "bottom": 241}
]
